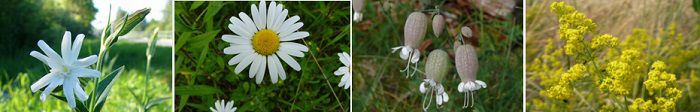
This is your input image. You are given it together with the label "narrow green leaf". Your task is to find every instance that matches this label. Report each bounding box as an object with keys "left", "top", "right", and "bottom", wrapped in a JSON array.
[
  {"left": 92, "top": 66, "right": 126, "bottom": 111},
  {"left": 190, "top": 2, "right": 205, "bottom": 11},
  {"left": 175, "top": 85, "right": 222, "bottom": 96},
  {"left": 112, "top": 8, "right": 151, "bottom": 37}
]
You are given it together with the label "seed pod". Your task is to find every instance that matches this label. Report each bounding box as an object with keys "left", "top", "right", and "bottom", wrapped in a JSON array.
[
  {"left": 432, "top": 14, "right": 445, "bottom": 37},
  {"left": 404, "top": 12, "right": 427, "bottom": 48},
  {"left": 426, "top": 49, "right": 450, "bottom": 82},
  {"left": 455, "top": 44, "right": 478, "bottom": 82},
  {"left": 461, "top": 26, "right": 473, "bottom": 38},
  {"left": 352, "top": 0, "right": 364, "bottom": 13}
]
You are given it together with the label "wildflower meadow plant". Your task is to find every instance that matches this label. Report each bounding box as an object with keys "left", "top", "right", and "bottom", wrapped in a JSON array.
[
  {"left": 27, "top": 7, "right": 150, "bottom": 111},
  {"left": 527, "top": 2, "right": 691, "bottom": 111},
  {"left": 223, "top": 0, "right": 310, "bottom": 84}
]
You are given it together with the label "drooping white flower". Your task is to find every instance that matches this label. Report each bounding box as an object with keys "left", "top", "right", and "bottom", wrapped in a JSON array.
[
  {"left": 210, "top": 100, "right": 237, "bottom": 112},
  {"left": 29, "top": 31, "right": 99, "bottom": 108},
  {"left": 334, "top": 52, "right": 351, "bottom": 89},
  {"left": 223, "top": 0, "right": 310, "bottom": 84},
  {"left": 420, "top": 49, "right": 450, "bottom": 110},
  {"left": 391, "top": 12, "right": 427, "bottom": 78}
]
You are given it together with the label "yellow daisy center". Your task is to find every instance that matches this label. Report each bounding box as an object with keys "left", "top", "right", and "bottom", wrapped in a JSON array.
[{"left": 252, "top": 29, "right": 280, "bottom": 56}]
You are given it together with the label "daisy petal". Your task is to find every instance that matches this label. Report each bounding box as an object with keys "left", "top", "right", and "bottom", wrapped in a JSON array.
[
  {"left": 234, "top": 53, "right": 256, "bottom": 74},
  {"left": 277, "top": 16, "right": 300, "bottom": 36},
  {"left": 238, "top": 12, "right": 258, "bottom": 32},
  {"left": 273, "top": 56, "right": 286, "bottom": 80},
  {"left": 222, "top": 35, "right": 251, "bottom": 44},
  {"left": 272, "top": 9, "right": 288, "bottom": 31},
  {"left": 31, "top": 73, "right": 57, "bottom": 92},
  {"left": 279, "top": 47, "right": 305, "bottom": 57},
  {"left": 334, "top": 67, "right": 348, "bottom": 75},
  {"left": 280, "top": 31, "right": 309, "bottom": 41},
  {"left": 228, "top": 23, "right": 253, "bottom": 38},
  {"left": 280, "top": 42, "right": 309, "bottom": 52},
  {"left": 258, "top": 0, "right": 267, "bottom": 28},
  {"left": 224, "top": 45, "right": 254, "bottom": 55},
  {"left": 339, "top": 52, "right": 350, "bottom": 66},
  {"left": 268, "top": 54, "right": 278, "bottom": 83},
  {"left": 229, "top": 52, "right": 253, "bottom": 65},
  {"left": 267, "top": 1, "right": 277, "bottom": 29},
  {"left": 255, "top": 56, "right": 266, "bottom": 84},
  {"left": 251, "top": 4, "right": 263, "bottom": 30},
  {"left": 278, "top": 23, "right": 304, "bottom": 38},
  {"left": 276, "top": 52, "right": 301, "bottom": 71},
  {"left": 249, "top": 54, "right": 263, "bottom": 78}
]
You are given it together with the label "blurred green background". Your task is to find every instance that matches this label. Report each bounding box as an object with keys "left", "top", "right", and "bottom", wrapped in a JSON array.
[
  {"left": 0, "top": 0, "right": 173, "bottom": 111},
  {"left": 174, "top": 1, "right": 350, "bottom": 111},
  {"left": 352, "top": 0, "right": 522, "bottom": 111}
]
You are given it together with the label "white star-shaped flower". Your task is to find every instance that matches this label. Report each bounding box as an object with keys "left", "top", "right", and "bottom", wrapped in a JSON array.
[{"left": 29, "top": 31, "right": 99, "bottom": 108}]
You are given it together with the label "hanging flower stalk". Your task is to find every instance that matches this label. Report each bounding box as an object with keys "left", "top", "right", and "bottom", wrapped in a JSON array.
[
  {"left": 454, "top": 26, "right": 486, "bottom": 108},
  {"left": 392, "top": 12, "right": 427, "bottom": 78},
  {"left": 419, "top": 49, "right": 450, "bottom": 111}
]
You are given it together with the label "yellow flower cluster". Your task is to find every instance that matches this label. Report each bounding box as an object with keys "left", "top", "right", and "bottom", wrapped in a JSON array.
[
  {"left": 599, "top": 50, "right": 645, "bottom": 95},
  {"left": 591, "top": 34, "right": 619, "bottom": 50},
  {"left": 540, "top": 64, "right": 586, "bottom": 100},
  {"left": 629, "top": 61, "right": 683, "bottom": 112},
  {"left": 550, "top": 2, "right": 597, "bottom": 56},
  {"left": 644, "top": 61, "right": 677, "bottom": 94}
]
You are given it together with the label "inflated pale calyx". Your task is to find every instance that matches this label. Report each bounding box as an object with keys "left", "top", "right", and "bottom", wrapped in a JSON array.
[
  {"left": 425, "top": 49, "right": 450, "bottom": 82},
  {"left": 456, "top": 44, "right": 479, "bottom": 82},
  {"left": 404, "top": 12, "right": 427, "bottom": 48}
]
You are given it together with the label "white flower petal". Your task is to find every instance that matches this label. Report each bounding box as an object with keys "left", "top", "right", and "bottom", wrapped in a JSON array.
[
  {"left": 37, "top": 40, "right": 63, "bottom": 63},
  {"left": 280, "top": 31, "right": 309, "bottom": 41},
  {"left": 475, "top": 80, "right": 487, "bottom": 88},
  {"left": 251, "top": 4, "right": 263, "bottom": 30},
  {"left": 222, "top": 35, "right": 251, "bottom": 44},
  {"left": 30, "top": 51, "right": 60, "bottom": 68},
  {"left": 334, "top": 66, "right": 348, "bottom": 75},
  {"left": 229, "top": 52, "right": 253, "bottom": 66},
  {"left": 234, "top": 53, "right": 257, "bottom": 74},
  {"left": 238, "top": 12, "right": 258, "bottom": 32},
  {"left": 75, "top": 55, "right": 97, "bottom": 67},
  {"left": 410, "top": 50, "right": 420, "bottom": 63},
  {"left": 279, "top": 47, "right": 305, "bottom": 57},
  {"left": 210, "top": 107, "right": 217, "bottom": 112},
  {"left": 273, "top": 56, "right": 286, "bottom": 80},
  {"left": 230, "top": 15, "right": 256, "bottom": 36},
  {"left": 268, "top": 54, "right": 278, "bottom": 83},
  {"left": 71, "top": 34, "right": 85, "bottom": 61},
  {"left": 40, "top": 78, "right": 63, "bottom": 101},
  {"left": 228, "top": 24, "right": 253, "bottom": 38},
  {"left": 258, "top": 0, "right": 267, "bottom": 29},
  {"left": 73, "top": 68, "right": 100, "bottom": 78},
  {"left": 266, "top": 1, "right": 277, "bottom": 29},
  {"left": 225, "top": 100, "right": 234, "bottom": 112},
  {"left": 272, "top": 9, "right": 288, "bottom": 31},
  {"left": 224, "top": 45, "right": 254, "bottom": 55},
  {"left": 31, "top": 73, "right": 57, "bottom": 92},
  {"left": 419, "top": 82, "right": 427, "bottom": 93},
  {"left": 276, "top": 52, "right": 301, "bottom": 71},
  {"left": 442, "top": 92, "right": 449, "bottom": 102},
  {"left": 255, "top": 55, "right": 267, "bottom": 84},
  {"left": 73, "top": 81, "right": 88, "bottom": 101},
  {"left": 280, "top": 42, "right": 309, "bottom": 52},
  {"left": 399, "top": 46, "right": 410, "bottom": 60},
  {"left": 278, "top": 23, "right": 304, "bottom": 38},
  {"left": 249, "top": 54, "right": 263, "bottom": 78},
  {"left": 436, "top": 94, "right": 443, "bottom": 105},
  {"left": 64, "top": 77, "right": 77, "bottom": 108},
  {"left": 277, "top": 16, "right": 300, "bottom": 36},
  {"left": 61, "top": 31, "right": 73, "bottom": 62},
  {"left": 339, "top": 52, "right": 350, "bottom": 66}
]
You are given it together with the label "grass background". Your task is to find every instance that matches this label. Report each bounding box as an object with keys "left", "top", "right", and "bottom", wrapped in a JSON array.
[
  {"left": 352, "top": 0, "right": 522, "bottom": 111},
  {"left": 0, "top": 38, "right": 173, "bottom": 111},
  {"left": 173, "top": 1, "right": 350, "bottom": 111}
]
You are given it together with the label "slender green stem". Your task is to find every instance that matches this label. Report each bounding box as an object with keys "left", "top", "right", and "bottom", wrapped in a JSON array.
[{"left": 302, "top": 39, "right": 345, "bottom": 111}]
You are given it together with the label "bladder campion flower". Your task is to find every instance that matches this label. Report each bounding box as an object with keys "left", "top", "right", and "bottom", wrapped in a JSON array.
[
  {"left": 392, "top": 12, "right": 427, "bottom": 78},
  {"left": 352, "top": 0, "right": 364, "bottom": 22},
  {"left": 419, "top": 49, "right": 450, "bottom": 110},
  {"left": 223, "top": 0, "right": 310, "bottom": 84},
  {"left": 29, "top": 31, "right": 99, "bottom": 108},
  {"left": 334, "top": 52, "right": 351, "bottom": 89},
  {"left": 432, "top": 14, "right": 445, "bottom": 37},
  {"left": 454, "top": 43, "right": 486, "bottom": 108},
  {"left": 210, "top": 99, "right": 237, "bottom": 112}
]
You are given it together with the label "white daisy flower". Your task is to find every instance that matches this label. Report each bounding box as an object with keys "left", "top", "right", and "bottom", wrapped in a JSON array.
[
  {"left": 223, "top": 0, "right": 310, "bottom": 84},
  {"left": 29, "top": 31, "right": 99, "bottom": 108},
  {"left": 334, "top": 52, "right": 351, "bottom": 89},
  {"left": 210, "top": 100, "right": 237, "bottom": 112}
]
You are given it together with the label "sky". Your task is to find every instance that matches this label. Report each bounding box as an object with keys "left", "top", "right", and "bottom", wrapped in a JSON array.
[{"left": 90, "top": 0, "right": 170, "bottom": 29}]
